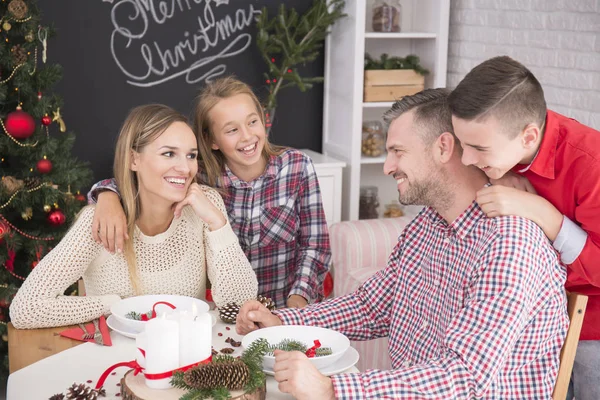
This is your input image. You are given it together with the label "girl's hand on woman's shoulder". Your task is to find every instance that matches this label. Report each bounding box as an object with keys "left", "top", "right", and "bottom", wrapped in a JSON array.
[{"left": 173, "top": 183, "right": 226, "bottom": 231}]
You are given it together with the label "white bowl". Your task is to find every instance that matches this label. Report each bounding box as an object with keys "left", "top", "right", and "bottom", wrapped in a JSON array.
[
  {"left": 110, "top": 295, "right": 209, "bottom": 334},
  {"left": 241, "top": 325, "right": 350, "bottom": 371}
]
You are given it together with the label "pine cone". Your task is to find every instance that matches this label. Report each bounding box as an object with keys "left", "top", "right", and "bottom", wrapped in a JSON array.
[
  {"left": 257, "top": 294, "right": 276, "bottom": 311},
  {"left": 23, "top": 176, "right": 42, "bottom": 189},
  {"left": 219, "top": 302, "right": 240, "bottom": 324},
  {"left": 11, "top": 44, "right": 27, "bottom": 66},
  {"left": 66, "top": 383, "right": 97, "bottom": 400},
  {"left": 49, "top": 394, "right": 65, "bottom": 400},
  {"left": 184, "top": 360, "right": 249, "bottom": 391}
]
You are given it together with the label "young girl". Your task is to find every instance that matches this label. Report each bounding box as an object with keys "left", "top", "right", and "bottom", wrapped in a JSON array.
[
  {"left": 10, "top": 104, "right": 258, "bottom": 329},
  {"left": 88, "top": 77, "right": 331, "bottom": 309}
]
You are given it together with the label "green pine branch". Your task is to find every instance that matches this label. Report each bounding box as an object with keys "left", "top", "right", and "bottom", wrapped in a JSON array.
[
  {"left": 256, "top": 0, "right": 346, "bottom": 112},
  {"left": 364, "top": 53, "right": 430, "bottom": 75}
]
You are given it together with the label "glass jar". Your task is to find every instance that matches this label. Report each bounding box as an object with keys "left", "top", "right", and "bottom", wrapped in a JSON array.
[
  {"left": 383, "top": 200, "right": 404, "bottom": 218},
  {"left": 359, "top": 186, "right": 380, "bottom": 220},
  {"left": 372, "top": 0, "right": 401, "bottom": 33},
  {"left": 361, "top": 121, "right": 385, "bottom": 157}
]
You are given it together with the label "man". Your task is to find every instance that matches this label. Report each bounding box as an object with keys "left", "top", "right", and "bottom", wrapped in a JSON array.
[
  {"left": 448, "top": 56, "right": 600, "bottom": 400},
  {"left": 237, "top": 89, "right": 568, "bottom": 399}
]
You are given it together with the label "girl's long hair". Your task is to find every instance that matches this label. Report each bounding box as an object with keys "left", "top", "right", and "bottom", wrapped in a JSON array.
[
  {"left": 113, "top": 104, "right": 189, "bottom": 293},
  {"left": 192, "top": 76, "right": 285, "bottom": 188}
]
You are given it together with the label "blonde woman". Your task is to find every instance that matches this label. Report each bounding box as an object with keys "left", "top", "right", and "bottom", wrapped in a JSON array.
[{"left": 10, "top": 104, "right": 258, "bottom": 329}]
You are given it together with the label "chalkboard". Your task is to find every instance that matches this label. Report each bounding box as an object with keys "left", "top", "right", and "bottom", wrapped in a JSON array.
[{"left": 38, "top": 0, "right": 324, "bottom": 184}]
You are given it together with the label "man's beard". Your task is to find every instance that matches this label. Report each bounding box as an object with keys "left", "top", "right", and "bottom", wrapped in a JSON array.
[{"left": 398, "top": 167, "right": 452, "bottom": 211}]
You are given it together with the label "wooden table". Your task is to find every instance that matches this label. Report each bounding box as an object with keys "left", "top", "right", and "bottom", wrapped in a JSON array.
[{"left": 7, "top": 322, "right": 83, "bottom": 373}]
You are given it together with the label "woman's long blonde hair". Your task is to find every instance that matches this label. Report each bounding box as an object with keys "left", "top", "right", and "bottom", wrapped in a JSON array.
[
  {"left": 113, "top": 104, "right": 189, "bottom": 293},
  {"left": 193, "top": 76, "right": 285, "bottom": 188}
]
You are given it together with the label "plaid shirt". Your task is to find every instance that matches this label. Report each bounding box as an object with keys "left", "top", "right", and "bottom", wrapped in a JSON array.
[
  {"left": 207, "top": 149, "right": 330, "bottom": 308},
  {"left": 89, "top": 148, "right": 331, "bottom": 308},
  {"left": 276, "top": 201, "right": 568, "bottom": 399}
]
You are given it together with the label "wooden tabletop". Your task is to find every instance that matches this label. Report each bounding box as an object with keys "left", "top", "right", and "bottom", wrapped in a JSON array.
[{"left": 7, "top": 322, "right": 84, "bottom": 373}]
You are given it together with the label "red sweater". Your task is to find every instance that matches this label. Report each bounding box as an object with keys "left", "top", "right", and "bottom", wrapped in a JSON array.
[{"left": 514, "top": 110, "right": 600, "bottom": 340}]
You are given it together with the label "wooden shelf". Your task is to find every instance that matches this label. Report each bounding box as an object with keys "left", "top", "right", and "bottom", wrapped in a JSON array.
[
  {"left": 361, "top": 155, "right": 387, "bottom": 164},
  {"left": 364, "top": 32, "right": 437, "bottom": 39},
  {"left": 363, "top": 102, "right": 394, "bottom": 108}
]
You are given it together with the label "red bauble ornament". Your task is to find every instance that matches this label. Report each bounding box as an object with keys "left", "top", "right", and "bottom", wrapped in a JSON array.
[
  {"left": 37, "top": 91, "right": 42, "bottom": 100},
  {"left": 47, "top": 210, "right": 66, "bottom": 226},
  {"left": 0, "top": 220, "right": 9, "bottom": 244},
  {"left": 75, "top": 193, "right": 86, "bottom": 202},
  {"left": 31, "top": 261, "right": 38, "bottom": 268},
  {"left": 41, "top": 114, "right": 52, "bottom": 126},
  {"left": 5, "top": 106, "right": 36, "bottom": 139},
  {"left": 36, "top": 158, "right": 52, "bottom": 174}
]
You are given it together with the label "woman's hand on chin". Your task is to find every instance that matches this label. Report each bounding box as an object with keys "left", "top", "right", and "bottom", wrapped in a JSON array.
[{"left": 173, "top": 184, "right": 226, "bottom": 231}]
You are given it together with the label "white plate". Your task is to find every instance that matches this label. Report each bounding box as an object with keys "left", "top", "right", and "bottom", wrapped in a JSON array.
[
  {"left": 242, "top": 325, "right": 350, "bottom": 371},
  {"left": 262, "top": 346, "right": 359, "bottom": 377},
  {"left": 107, "top": 313, "right": 217, "bottom": 339},
  {"left": 110, "top": 295, "right": 210, "bottom": 334}
]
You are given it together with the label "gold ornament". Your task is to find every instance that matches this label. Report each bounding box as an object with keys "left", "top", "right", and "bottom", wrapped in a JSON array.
[
  {"left": 2, "top": 21, "right": 12, "bottom": 31},
  {"left": 7, "top": 0, "right": 28, "bottom": 19},
  {"left": 43, "top": 204, "right": 51, "bottom": 212},
  {"left": 24, "top": 31, "right": 34, "bottom": 42},
  {"left": 52, "top": 108, "right": 66, "bottom": 132},
  {"left": 21, "top": 206, "right": 32, "bottom": 220},
  {"left": 2, "top": 176, "right": 24, "bottom": 195}
]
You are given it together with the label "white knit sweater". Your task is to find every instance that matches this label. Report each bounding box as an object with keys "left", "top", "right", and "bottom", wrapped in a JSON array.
[{"left": 10, "top": 187, "right": 258, "bottom": 329}]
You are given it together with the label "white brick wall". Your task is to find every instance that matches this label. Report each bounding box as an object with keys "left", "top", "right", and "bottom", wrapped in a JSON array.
[{"left": 448, "top": 0, "right": 600, "bottom": 129}]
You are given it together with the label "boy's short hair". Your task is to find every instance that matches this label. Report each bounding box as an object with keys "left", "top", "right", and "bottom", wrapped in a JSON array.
[{"left": 448, "top": 56, "right": 547, "bottom": 138}]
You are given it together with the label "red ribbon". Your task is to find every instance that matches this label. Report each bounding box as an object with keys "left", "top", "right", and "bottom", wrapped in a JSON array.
[
  {"left": 95, "top": 355, "right": 212, "bottom": 390},
  {"left": 140, "top": 301, "right": 177, "bottom": 321},
  {"left": 305, "top": 340, "right": 322, "bottom": 358}
]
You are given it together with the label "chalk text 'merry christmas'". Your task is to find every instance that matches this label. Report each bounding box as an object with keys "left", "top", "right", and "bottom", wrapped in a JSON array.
[{"left": 109, "top": 0, "right": 261, "bottom": 87}]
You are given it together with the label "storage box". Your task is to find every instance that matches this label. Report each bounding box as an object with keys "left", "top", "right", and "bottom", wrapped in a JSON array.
[{"left": 363, "top": 70, "right": 425, "bottom": 102}]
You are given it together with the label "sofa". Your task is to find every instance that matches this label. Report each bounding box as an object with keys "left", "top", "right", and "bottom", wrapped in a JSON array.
[{"left": 329, "top": 210, "right": 419, "bottom": 371}]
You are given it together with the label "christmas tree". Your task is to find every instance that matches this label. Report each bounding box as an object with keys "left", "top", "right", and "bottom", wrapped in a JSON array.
[{"left": 0, "top": 0, "right": 92, "bottom": 386}]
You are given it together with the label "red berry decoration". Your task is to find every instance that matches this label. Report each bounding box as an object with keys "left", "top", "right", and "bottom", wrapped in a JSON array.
[
  {"left": 75, "top": 193, "right": 86, "bottom": 202},
  {"left": 5, "top": 106, "right": 36, "bottom": 139},
  {"left": 41, "top": 114, "right": 52, "bottom": 126},
  {"left": 36, "top": 158, "right": 52, "bottom": 174},
  {"left": 47, "top": 210, "right": 66, "bottom": 226}
]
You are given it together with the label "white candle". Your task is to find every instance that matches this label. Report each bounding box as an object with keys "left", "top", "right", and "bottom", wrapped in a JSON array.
[
  {"left": 135, "top": 332, "right": 147, "bottom": 370},
  {"left": 179, "top": 304, "right": 212, "bottom": 367},
  {"left": 144, "top": 314, "right": 179, "bottom": 389}
]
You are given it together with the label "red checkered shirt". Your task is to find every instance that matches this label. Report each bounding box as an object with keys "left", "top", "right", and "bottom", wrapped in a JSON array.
[
  {"left": 89, "top": 148, "right": 331, "bottom": 308},
  {"left": 275, "top": 201, "right": 568, "bottom": 399}
]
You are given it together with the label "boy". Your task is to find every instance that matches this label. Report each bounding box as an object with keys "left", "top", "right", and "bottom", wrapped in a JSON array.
[{"left": 449, "top": 55, "right": 600, "bottom": 400}]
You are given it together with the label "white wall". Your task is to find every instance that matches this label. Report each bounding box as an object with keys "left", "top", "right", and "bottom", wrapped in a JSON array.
[{"left": 447, "top": 0, "right": 600, "bottom": 129}]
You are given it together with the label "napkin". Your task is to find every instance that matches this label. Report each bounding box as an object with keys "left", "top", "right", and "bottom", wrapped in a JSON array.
[{"left": 59, "top": 316, "right": 112, "bottom": 346}]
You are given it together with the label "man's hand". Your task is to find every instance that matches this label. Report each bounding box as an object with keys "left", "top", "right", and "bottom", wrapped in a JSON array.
[
  {"left": 173, "top": 184, "right": 226, "bottom": 231},
  {"left": 236, "top": 300, "right": 282, "bottom": 335},
  {"left": 476, "top": 185, "right": 563, "bottom": 241},
  {"left": 273, "top": 350, "right": 335, "bottom": 400},
  {"left": 92, "top": 191, "right": 128, "bottom": 253},
  {"left": 489, "top": 171, "right": 537, "bottom": 194},
  {"left": 286, "top": 294, "right": 308, "bottom": 308}
]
